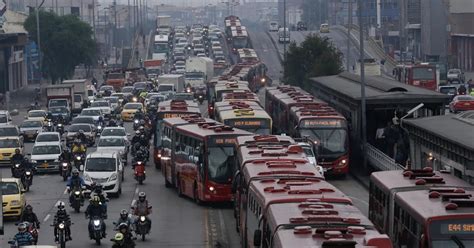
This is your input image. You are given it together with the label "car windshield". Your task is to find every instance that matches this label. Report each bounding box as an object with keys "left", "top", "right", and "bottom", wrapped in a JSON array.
[
  {"left": 134, "top": 82, "right": 146, "bottom": 88},
  {"left": 98, "top": 138, "right": 125, "bottom": 147},
  {"left": 448, "top": 69, "right": 461, "bottom": 74},
  {"left": 100, "top": 86, "right": 113, "bottom": 91},
  {"left": 81, "top": 109, "right": 101, "bottom": 116},
  {"left": 440, "top": 87, "right": 457, "bottom": 94},
  {"left": 49, "top": 99, "right": 67, "bottom": 107},
  {"left": 0, "top": 115, "right": 8, "bottom": 123},
  {"left": 0, "top": 139, "right": 20, "bottom": 148},
  {"left": 1, "top": 182, "right": 19, "bottom": 195},
  {"left": 29, "top": 111, "right": 45, "bottom": 118},
  {"left": 457, "top": 96, "right": 474, "bottom": 101},
  {"left": 21, "top": 121, "right": 42, "bottom": 128},
  {"left": 91, "top": 102, "right": 109, "bottom": 107},
  {"left": 85, "top": 158, "right": 116, "bottom": 172},
  {"left": 50, "top": 107, "right": 67, "bottom": 113},
  {"left": 300, "top": 128, "right": 348, "bottom": 155},
  {"left": 0, "top": 127, "right": 19, "bottom": 137},
  {"left": 68, "top": 125, "right": 91, "bottom": 132},
  {"left": 122, "top": 87, "right": 133, "bottom": 93},
  {"left": 36, "top": 134, "right": 59, "bottom": 142},
  {"left": 208, "top": 146, "right": 235, "bottom": 184},
  {"left": 101, "top": 128, "right": 126, "bottom": 137},
  {"left": 413, "top": 67, "right": 435, "bottom": 80},
  {"left": 72, "top": 117, "right": 94, "bottom": 124},
  {"left": 124, "top": 103, "right": 142, "bottom": 110},
  {"left": 32, "top": 145, "right": 60, "bottom": 155}
]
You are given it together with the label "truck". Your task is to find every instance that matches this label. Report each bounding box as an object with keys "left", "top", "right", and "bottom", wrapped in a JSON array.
[
  {"left": 157, "top": 74, "right": 185, "bottom": 93},
  {"left": 62, "top": 79, "right": 96, "bottom": 113},
  {"left": 46, "top": 85, "right": 75, "bottom": 112},
  {"left": 354, "top": 58, "right": 381, "bottom": 76},
  {"left": 144, "top": 59, "right": 165, "bottom": 79},
  {"left": 156, "top": 16, "right": 172, "bottom": 35},
  {"left": 105, "top": 70, "right": 126, "bottom": 91},
  {"left": 278, "top": 27, "right": 290, "bottom": 43},
  {"left": 184, "top": 57, "right": 214, "bottom": 92}
]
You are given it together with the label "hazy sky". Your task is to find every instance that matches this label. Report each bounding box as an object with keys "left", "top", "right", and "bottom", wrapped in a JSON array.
[{"left": 98, "top": 0, "right": 277, "bottom": 7}]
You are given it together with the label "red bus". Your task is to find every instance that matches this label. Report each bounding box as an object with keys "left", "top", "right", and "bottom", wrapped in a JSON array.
[
  {"left": 370, "top": 168, "right": 474, "bottom": 247},
  {"left": 221, "top": 92, "right": 260, "bottom": 104},
  {"left": 164, "top": 121, "right": 251, "bottom": 203},
  {"left": 394, "top": 63, "right": 437, "bottom": 91},
  {"left": 153, "top": 100, "right": 201, "bottom": 168},
  {"left": 259, "top": 202, "right": 392, "bottom": 248},
  {"left": 219, "top": 62, "right": 269, "bottom": 93},
  {"left": 214, "top": 101, "right": 272, "bottom": 135},
  {"left": 265, "top": 86, "right": 350, "bottom": 175}
]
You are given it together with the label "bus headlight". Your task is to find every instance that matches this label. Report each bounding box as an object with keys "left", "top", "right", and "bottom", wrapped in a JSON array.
[{"left": 337, "top": 159, "right": 348, "bottom": 168}]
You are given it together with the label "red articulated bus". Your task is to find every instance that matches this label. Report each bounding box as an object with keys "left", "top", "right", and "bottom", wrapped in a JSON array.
[
  {"left": 153, "top": 100, "right": 201, "bottom": 169},
  {"left": 370, "top": 167, "right": 474, "bottom": 247},
  {"left": 221, "top": 92, "right": 260, "bottom": 104},
  {"left": 265, "top": 86, "right": 350, "bottom": 175},
  {"left": 214, "top": 101, "right": 272, "bottom": 135},
  {"left": 262, "top": 202, "right": 392, "bottom": 248},
  {"left": 163, "top": 120, "right": 252, "bottom": 203},
  {"left": 394, "top": 63, "right": 437, "bottom": 91}
]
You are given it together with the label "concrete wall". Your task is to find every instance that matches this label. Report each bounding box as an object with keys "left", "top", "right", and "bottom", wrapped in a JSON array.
[{"left": 420, "top": 0, "right": 448, "bottom": 61}]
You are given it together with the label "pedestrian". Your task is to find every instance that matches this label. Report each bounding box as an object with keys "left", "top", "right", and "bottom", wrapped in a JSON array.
[
  {"left": 375, "top": 124, "right": 386, "bottom": 151},
  {"left": 395, "top": 129, "right": 410, "bottom": 167},
  {"left": 384, "top": 118, "right": 400, "bottom": 158}
]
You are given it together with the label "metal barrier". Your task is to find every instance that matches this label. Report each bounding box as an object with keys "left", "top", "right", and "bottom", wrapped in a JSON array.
[{"left": 366, "top": 143, "right": 405, "bottom": 171}]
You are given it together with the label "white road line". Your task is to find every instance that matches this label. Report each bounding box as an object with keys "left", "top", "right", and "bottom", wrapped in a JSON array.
[
  {"left": 131, "top": 200, "right": 136, "bottom": 208},
  {"left": 63, "top": 188, "right": 68, "bottom": 195},
  {"left": 43, "top": 214, "right": 51, "bottom": 222},
  {"left": 135, "top": 188, "right": 139, "bottom": 194}
]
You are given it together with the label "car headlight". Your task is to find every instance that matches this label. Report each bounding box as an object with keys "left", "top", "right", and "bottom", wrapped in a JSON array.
[
  {"left": 98, "top": 125, "right": 102, "bottom": 130},
  {"left": 140, "top": 216, "right": 146, "bottom": 222},
  {"left": 62, "top": 163, "right": 68, "bottom": 167},
  {"left": 25, "top": 171, "right": 31, "bottom": 176},
  {"left": 14, "top": 164, "right": 20, "bottom": 168},
  {"left": 58, "top": 123, "right": 62, "bottom": 127},
  {"left": 93, "top": 220, "right": 101, "bottom": 226},
  {"left": 58, "top": 223, "right": 65, "bottom": 229},
  {"left": 109, "top": 172, "right": 117, "bottom": 182},
  {"left": 10, "top": 200, "right": 20, "bottom": 206},
  {"left": 83, "top": 173, "right": 92, "bottom": 182}
]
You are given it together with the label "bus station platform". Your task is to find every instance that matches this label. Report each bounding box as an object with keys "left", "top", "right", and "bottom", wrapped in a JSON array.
[{"left": 404, "top": 111, "right": 474, "bottom": 184}]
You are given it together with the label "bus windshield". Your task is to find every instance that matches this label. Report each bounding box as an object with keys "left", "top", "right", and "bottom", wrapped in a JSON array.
[
  {"left": 300, "top": 128, "right": 348, "bottom": 155},
  {"left": 154, "top": 43, "right": 168, "bottom": 53},
  {"left": 430, "top": 219, "right": 474, "bottom": 248},
  {"left": 207, "top": 146, "right": 235, "bottom": 184},
  {"left": 233, "top": 37, "right": 248, "bottom": 49},
  {"left": 413, "top": 67, "right": 435, "bottom": 80}
]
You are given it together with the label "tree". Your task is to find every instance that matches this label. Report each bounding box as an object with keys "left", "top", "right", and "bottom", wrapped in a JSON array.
[
  {"left": 24, "top": 11, "right": 96, "bottom": 83},
  {"left": 283, "top": 34, "right": 343, "bottom": 89}
]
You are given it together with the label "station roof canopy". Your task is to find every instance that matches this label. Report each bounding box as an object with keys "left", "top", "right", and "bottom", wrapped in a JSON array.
[
  {"left": 310, "top": 72, "right": 449, "bottom": 105},
  {"left": 404, "top": 111, "right": 474, "bottom": 151}
]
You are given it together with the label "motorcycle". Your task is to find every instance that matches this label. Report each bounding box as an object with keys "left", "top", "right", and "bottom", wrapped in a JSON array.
[
  {"left": 69, "top": 186, "right": 85, "bottom": 213},
  {"left": 133, "top": 210, "right": 152, "bottom": 241},
  {"left": 24, "top": 221, "right": 39, "bottom": 245},
  {"left": 133, "top": 119, "right": 141, "bottom": 130},
  {"left": 73, "top": 152, "right": 85, "bottom": 170},
  {"left": 56, "top": 123, "right": 65, "bottom": 135},
  {"left": 51, "top": 221, "right": 69, "bottom": 248},
  {"left": 46, "top": 120, "right": 54, "bottom": 132},
  {"left": 133, "top": 161, "right": 146, "bottom": 185},
  {"left": 11, "top": 163, "right": 23, "bottom": 178},
  {"left": 60, "top": 161, "right": 71, "bottom": 181},
  {"left": 96, "top": 123, "right": 104, "bottom": 136},
  {"left": 88, "top": 216, "right": 105, "bottom": 245},
  {"left": 21, "top": 168, "right": 33, "bottom": 192},
  {"left": 197, "top": 94, "right": 204, "bottom": 104}
]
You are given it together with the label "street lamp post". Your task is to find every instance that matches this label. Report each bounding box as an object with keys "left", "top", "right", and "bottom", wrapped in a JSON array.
[
  {"left": 283, "top": 0, "right": 287, "bottom": 62},
  {"left": 35, "top": 0, "right": 42, "bottom": 80},
  {"left": 358, "top": 0, "right": 367, "bottom": 169},
  {"left": 346, "top": 0, "right": 352, "bottom": 71}
]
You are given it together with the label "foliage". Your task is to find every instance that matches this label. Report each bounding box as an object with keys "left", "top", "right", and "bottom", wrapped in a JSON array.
[
  {"left": 283, "top": 34, "right": 343, "bottom": 89},
  {"left": 24, "top": 11, "right": 96, "bottom": 83}
]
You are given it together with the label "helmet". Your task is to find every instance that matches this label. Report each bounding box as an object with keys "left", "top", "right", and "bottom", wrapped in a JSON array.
[
  {"left": 135, "top": 130, "right": 140, "bottom": 135},
  {"left": 15, "top": 148, "right": 20, "bottom": 154},
  {"left": 18, "top": 222, "right": 27, "bottom": 232},
  {"left": 57, "top": 201, "right": 65, "bottom": 209},
  {"left": 118, "top": 222, "right": 129, "bottom": 231},
  {"left": 114, "top": 232, "right": 124, "bottom": 241},
  {"left": 138, "top": 192, "right": 146, "bottom": 201},
  {"left": 91, "top": 195, "right": 100, "bottom": 204},
  {"left": 25, "top": 204, "right": 33, "bottom": 213},
  {"left": 139, "top": 126, "right": 145, "bottom": 131},
  {"left": 72, "top": 168, "right": 79, "bottom": 177},
  {"left": 120, "top": 209, "right": 128, "bottom": 218}
]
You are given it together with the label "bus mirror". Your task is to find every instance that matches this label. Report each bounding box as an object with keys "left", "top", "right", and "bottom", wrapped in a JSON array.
[{"left": 253, "top": 229, "right": 262, "bottom": 247}]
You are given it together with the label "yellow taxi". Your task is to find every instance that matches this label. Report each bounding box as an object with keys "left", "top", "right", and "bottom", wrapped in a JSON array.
[
  {"left": 121, "top": 102, "right": 144, "bottom": 121},
  {"left": 2, "top": 178, "right": 26, "bottom": 218},
  {"left": 0, "top": 137, "right": 23, "bottom": 164}
]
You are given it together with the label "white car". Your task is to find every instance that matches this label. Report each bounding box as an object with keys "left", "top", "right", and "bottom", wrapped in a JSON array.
[
  {"left": 35, "top": 132, "right": 61, "bottom": 145},
  {"left": 269, "top": 21, "right": 279, "bottom": 32},
  {"left": 80, "top": 108, "right": 104, "bottom": 122},
  {"left": 298, "top": 142, "right": 324, "bottom": 177},
  {"left": 197, "top": 53, "right": 207, "bottom": 58},
  {"left": 0, "top": 111, "right": 13, "bottom": 126},
  {"left": 96, "top": 136, "right": 128, "bottom": 160},
  {"left": 103, "top": 96, "right": 120, "bottom": 113},
  {"left": 31, "top": 142, "right": 62, "bottom": 173},
  {"left": 83, "top": 151, "right": 123, "bottom": 196},
  {"left": 100, "top": 127, "right": 128, "bottom": 140},
  {"left": 26, "top": 110, "right": 47, "bottom": 122},
  {"left": 99, "top": 85, "right": 115, "bottom": 95},
  {"left": 90, "top": 101, "right": 112, "bottom": 117}
]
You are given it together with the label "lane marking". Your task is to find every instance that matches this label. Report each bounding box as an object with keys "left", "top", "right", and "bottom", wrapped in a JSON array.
[
  {"left": 130, "top": 199, "right": 136, "bottom": 208},
  {"left": 63, "top": 188, "right": 68, "bottom": 195},
  {"left": 135, "top": 188, "right": 139, "bottom": 194},
  {"left": 43, "top": 214, "right": 50, "bottom": 222}
]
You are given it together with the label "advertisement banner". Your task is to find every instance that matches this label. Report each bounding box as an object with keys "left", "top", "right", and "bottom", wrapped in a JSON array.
[{"left": 25, "top": 41, "right": 41, "bottom": 83}]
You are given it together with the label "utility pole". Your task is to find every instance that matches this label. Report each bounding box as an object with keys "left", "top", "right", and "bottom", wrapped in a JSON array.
[
  {"left": 283, "top": 0, "right": 287, "bottom": 63},
  {"left": 92, "top": 0, "right": 96, "bottom": 41},
  {"left": 128, "top": 0, "right": 131, "bottom": 44},
  {"left": 35, "top": 0, "right": 42, "bottom": 79},
  {"left": 358, "top": 0, "right": 367, "bottom": 169},
  {"left": 113, "top": 0, "right": 117, "bottom": 48},
  {"left": 346, "top": 0, "right": 352, "bottom": 71}
]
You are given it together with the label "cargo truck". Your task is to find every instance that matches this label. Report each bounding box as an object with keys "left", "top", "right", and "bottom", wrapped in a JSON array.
[
  {"left": 62, "top": 79, "right": 97, "bottom": 113},
  {"left": 46, "top": 85, "right": 75, "bottom": 112},
  {"left": 157, "top": 74, "right": 185, "bottom": 93},
  {"left": 156, "top": 16, "right": 172, "bottom": 35},
  {"left": 144, "top": 59, "right": 165, "bottom": 79},
  {"left": 184, "top": 57, "right": 214, "bottom": 92}
]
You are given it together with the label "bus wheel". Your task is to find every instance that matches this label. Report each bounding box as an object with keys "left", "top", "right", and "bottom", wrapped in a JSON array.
[
  {"left": 165, "top": 178, "right": 171, "bottom": 188},
  {"left": 193, "top": 184, "right": 202, "bottom": 205}
]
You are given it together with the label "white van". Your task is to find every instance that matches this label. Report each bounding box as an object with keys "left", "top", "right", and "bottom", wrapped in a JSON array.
[
  {"left": 269, "top": 21, "right": 279, "bottom": 32},
  {"left": 83, "top": 151, "right": 123, "bottom": 196}
]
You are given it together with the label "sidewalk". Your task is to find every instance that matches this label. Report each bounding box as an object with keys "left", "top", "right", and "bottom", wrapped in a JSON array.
[{"left": 7, "top": 82, "right": 48, "bottom": 111}]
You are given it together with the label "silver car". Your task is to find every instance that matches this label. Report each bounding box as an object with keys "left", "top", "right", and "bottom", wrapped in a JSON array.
[
  {"left": 96, "top": 136, "right": 128, "bottom": 160},
  {"left": 19, "top": 120, "right": 44, "bottom": 141},
  {"left": 66, "top": 124, "right": 96, "bottom": 146}
]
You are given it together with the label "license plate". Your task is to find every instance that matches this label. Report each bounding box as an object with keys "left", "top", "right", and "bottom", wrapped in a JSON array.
[
  {"left": 42, "top": 163, "right": 48, "bottom": 168},
  {"left": 464, "top": 103, "right": 470, "bottom": 106}
]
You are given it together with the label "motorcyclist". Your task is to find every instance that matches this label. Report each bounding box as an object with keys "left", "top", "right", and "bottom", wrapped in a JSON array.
[
  {"left": 108, "top": 118, "right": 117, "bottom": 127},
  {"left": 12, "top": 222, "right": 34, "bottom": 246},
  {"left": 131, "top": 131, "right": 141, "bottom": 145},
  {"left": 115, "top": 209, "right": 133, "bottom": 230},
  {"left": 90, "top": 182, "right": 108, "bottom": 216},
  {"left": 67, "top": 169, "right": 85, "bottom": 204},
  {"left": 10, "top": 148, "right": 25, "bottom": 177},
  {"left": 72, "top": 139, "right": 87, "bottom": 154},
  {"left": 132, "top": 192, "right": 151, "bottom": 231},
  {"left": 46, "top": 112, "right": 54, "bottom": 122},
  {"left": 134, "top": 108, "right": 144, "bottom": 121},
  {"left": 53, "top": 201, "right": 72, "bottom": 241},
  {"left": 117, "top": 222, "right": 136, "bottom": 247},
  {"left": 20, "top": 205, "right": 40, "bottom": 229},
  {"left": 59, "top": 147, "right": 73, "bottom": 163},
  {"left": 76, "top": 130, "right": 87, "bottom": 144},
  {"left": 98, "top": 116, "right": 105, "bottom": 127},
  {"left": 85, "top": 196, "right": 107, "bottom": 238}
]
